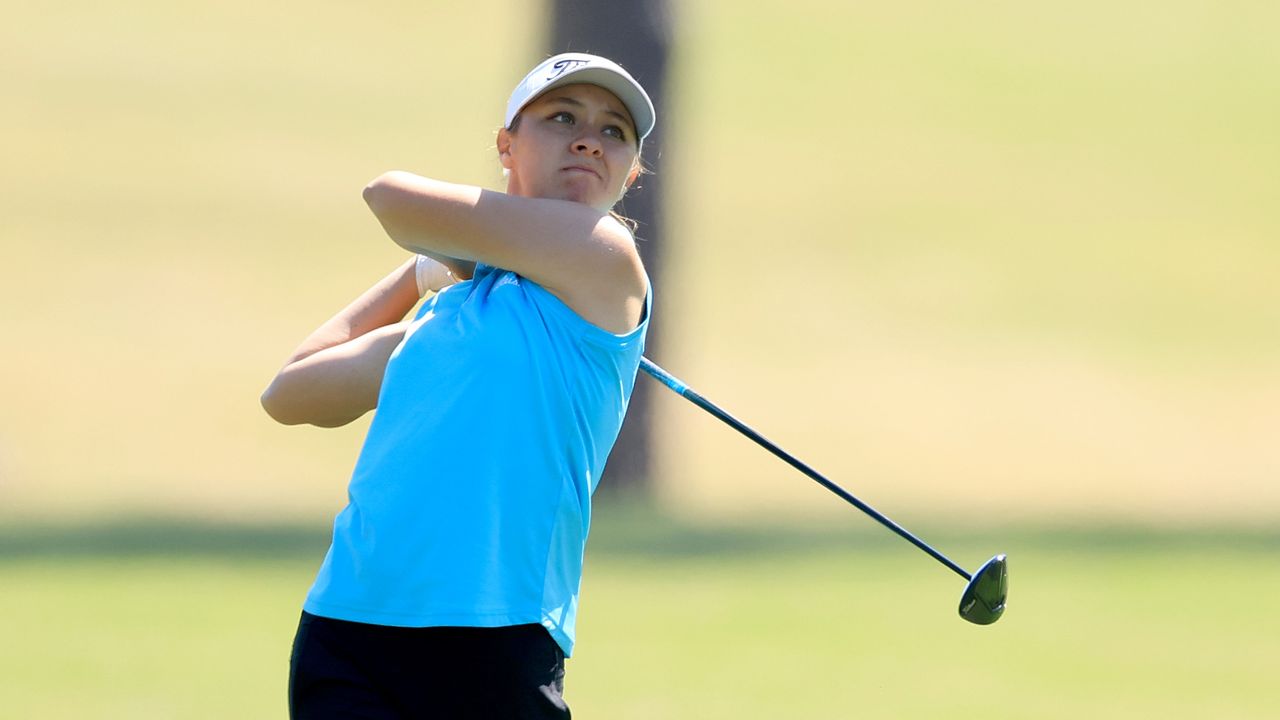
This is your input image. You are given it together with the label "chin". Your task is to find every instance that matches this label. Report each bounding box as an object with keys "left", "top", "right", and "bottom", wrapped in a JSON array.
[
  {"left": 558, "top": 189, "right": 604, "bottom": 208},
  {"left": 558, "top": 178, "right": 611, "bottom": 206}
]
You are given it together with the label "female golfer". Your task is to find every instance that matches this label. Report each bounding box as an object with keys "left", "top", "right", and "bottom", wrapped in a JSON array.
[{"left": 261, "top": 53, "right": 655, "bottom": 719}]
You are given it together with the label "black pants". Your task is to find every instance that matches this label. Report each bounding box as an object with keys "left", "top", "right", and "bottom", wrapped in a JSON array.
[{"left": 289, "top": 612, "right": 571, "bottom": 719}]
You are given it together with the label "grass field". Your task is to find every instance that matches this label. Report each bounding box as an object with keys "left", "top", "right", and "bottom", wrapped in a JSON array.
[{"left": 3, "top": 508, "right": 1277, "bottom": 719}]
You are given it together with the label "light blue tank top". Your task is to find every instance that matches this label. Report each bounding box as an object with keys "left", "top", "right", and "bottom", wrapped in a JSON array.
[{"left": 303, "top": 262, "right": 649, "bottom": 656}]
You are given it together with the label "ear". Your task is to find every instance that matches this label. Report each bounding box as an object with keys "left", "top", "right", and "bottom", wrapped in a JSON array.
[{"left": 496, "top": 127, "right": 514, "bottom": 170}]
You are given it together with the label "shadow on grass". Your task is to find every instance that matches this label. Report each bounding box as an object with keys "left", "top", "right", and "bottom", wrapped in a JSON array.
[
  {"left": 1, "top": 503, "right": 1276, "bottom": 561},
  {"left": 588, "top": 503, "right": 1280, "bottom": 559},
  {"left": 0, "top": 516, "right": 331, "bottom": 560}
]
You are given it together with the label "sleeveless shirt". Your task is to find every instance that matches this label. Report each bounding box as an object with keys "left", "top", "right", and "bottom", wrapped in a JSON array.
[{"left": 303, "top": 261, "right": 649, "bottom": 656}]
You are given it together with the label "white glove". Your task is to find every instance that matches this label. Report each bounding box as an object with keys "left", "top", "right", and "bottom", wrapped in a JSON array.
[{"left": 415, "top": 254, "right": 457, "bottom": 297}]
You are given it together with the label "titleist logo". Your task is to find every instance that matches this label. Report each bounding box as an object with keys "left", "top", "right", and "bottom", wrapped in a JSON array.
[{"left": 546, "top": 58, "right": 589, "bottom": 80}]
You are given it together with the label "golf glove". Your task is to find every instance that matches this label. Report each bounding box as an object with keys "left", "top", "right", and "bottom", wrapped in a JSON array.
[{"left": 415, "top": 254, "right": 456, "bottom": 297}]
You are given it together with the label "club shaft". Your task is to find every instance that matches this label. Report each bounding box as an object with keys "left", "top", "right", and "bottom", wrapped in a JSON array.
[{"left": 640, "top": 357, "right": 972, "bottom": 582}]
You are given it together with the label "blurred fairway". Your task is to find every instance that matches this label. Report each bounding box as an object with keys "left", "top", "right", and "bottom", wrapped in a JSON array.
[{"left": 2, "top": 507, "right": 1277, "bottom": 719}]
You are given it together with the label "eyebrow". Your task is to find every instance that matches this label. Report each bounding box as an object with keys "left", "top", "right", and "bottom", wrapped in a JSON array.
[{"left": 543, "top": 95, "right": 635, "bottom": 131}]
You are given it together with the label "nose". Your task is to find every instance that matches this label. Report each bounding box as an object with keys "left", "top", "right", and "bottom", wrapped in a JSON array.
[{"left": 572, "top": 133, "right": 603, "bottom": 157}]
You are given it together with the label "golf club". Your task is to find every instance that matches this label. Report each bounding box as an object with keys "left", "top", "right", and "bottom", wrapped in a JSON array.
[{"left": 639, "top": 357, "right": 1008, "bottom": 625}]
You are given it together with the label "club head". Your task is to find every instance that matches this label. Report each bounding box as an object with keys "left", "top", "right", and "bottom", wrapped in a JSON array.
[{"left": 958, "top": 554, "right": 1008, "bottom": 625}]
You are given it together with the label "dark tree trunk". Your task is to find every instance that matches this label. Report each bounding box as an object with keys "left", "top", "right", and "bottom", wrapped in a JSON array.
[{"left": 548, "top": 0, "right": 673, "bottom": 495}]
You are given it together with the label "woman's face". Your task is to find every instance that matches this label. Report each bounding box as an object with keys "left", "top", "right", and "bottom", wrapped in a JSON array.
[{"left": 498, "top": 83, "right": 641, "bottom": 212}]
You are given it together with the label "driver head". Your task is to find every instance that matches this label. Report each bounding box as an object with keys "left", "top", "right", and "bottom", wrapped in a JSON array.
[{"left": 958, "top": 554, "right": 1008, "bottom": 625}]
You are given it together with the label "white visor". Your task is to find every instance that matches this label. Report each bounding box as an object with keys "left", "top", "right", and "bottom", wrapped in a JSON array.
[{"left": 504, "top": 53, "right": 656, "bottom": 144}]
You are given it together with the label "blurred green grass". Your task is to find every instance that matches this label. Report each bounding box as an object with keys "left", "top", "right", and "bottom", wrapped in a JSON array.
[{"left": 3, "top": 507, "right": 1277, "bottom": 719}]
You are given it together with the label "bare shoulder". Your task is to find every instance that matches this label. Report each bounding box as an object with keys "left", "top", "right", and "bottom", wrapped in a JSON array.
[
  {"left": 361, "top": 171, "right": 647, "bottom": 333},
  {"left": 544, "top": 215, "right": 648, "bottom": 335}
]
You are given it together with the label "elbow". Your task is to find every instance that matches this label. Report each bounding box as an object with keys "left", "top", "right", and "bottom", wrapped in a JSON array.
[
  {"left": 362, "top": 171, "right": 420, "bottom": 252},
  {"left": 260, "top": 383, "right": 299, "bottom": 426},
  {"left": 260, "top": 377, "right": 359, "bottom": 428},
  {"left": 362, "top": 173, "right": 389, "bottom": 210},
  {"left": 260, "top": 376, "right": 313, "bottom": 426},
  {"left": 362, "top": 170, "right": 413, "bottom": 215}
]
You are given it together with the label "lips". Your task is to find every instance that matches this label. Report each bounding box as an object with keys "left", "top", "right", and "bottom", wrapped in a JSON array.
[{"left": 562, "top": 165, "right": 602, "bottom": 180}]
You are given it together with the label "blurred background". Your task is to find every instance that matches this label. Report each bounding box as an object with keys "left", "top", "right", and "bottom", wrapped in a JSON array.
[{"left": 2, "top": 0, "right": 1277, "bottom": 717}]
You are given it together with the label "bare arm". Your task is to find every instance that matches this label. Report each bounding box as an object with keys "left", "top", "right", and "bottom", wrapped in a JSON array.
[
  {"left": 260, "top": 258, "right": 420, "bottom": 427},
  {"left": 362, "top": 171, "right": 646, "bottom": 334}
]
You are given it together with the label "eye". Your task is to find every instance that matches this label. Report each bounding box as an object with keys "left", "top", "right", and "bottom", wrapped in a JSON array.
[
  {"left": 549, "top": 111, "right": 575, "bottom": 125},
  {"left": 603, "top": 125, "right": 629, "bottom": 142}
]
